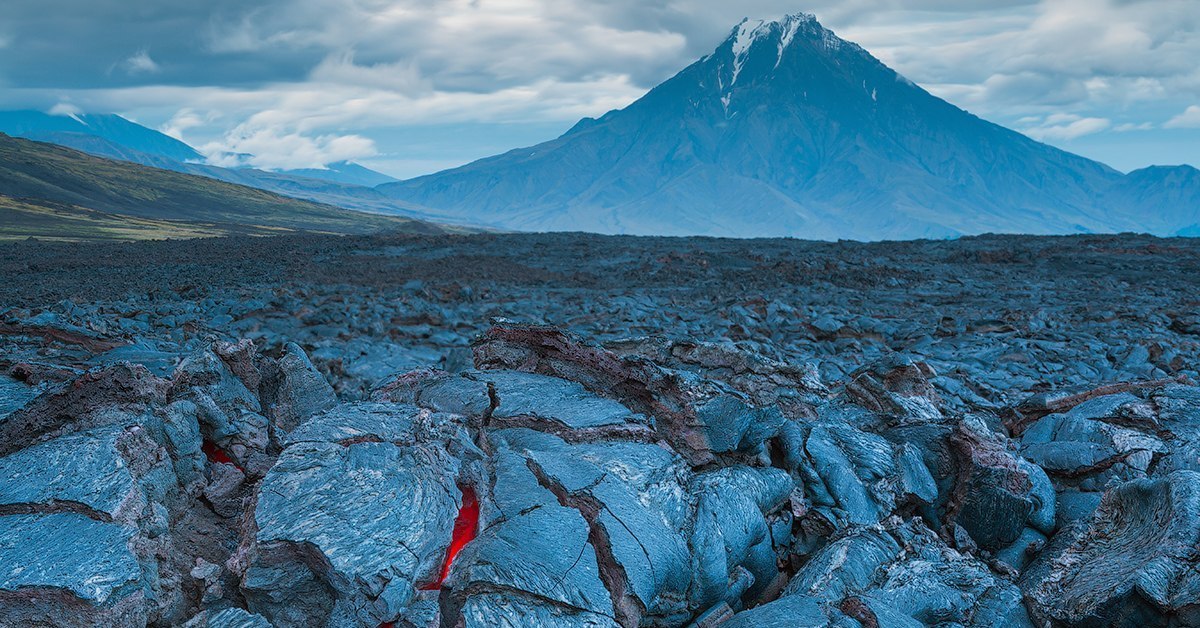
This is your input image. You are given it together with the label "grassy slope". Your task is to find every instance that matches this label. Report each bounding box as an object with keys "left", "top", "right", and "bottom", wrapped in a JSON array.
[
  {"left": 0, "top": 134, "right": 444, "bottom": 240},
  {"left": 0, "top": 195, "right": 288, "bottom": 241}
]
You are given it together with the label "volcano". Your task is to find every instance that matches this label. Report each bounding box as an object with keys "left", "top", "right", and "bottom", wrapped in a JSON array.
[{"left": 378, "top": 14, "right": 1192, "bottom": 240}]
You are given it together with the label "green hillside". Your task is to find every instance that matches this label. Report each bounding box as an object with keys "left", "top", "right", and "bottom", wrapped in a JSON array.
[{"left": 0, "top": 133, "right": 443, "bottom": 240}]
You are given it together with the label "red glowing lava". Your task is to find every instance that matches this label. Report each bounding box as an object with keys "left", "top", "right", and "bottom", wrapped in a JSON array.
[
  {"left": 420, "top": 485, "right": 480, "bottom": 590},
  {"left": 201, "top": 439, "right": 240, "bottom": 470}
]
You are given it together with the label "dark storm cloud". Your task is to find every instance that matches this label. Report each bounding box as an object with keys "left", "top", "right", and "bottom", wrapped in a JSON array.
[
  {"left": 0, "top": 0, "right": 1045, "bottom": 93},
  {"left": 0, "top": 0, "right": 328, "bottom": 88}
]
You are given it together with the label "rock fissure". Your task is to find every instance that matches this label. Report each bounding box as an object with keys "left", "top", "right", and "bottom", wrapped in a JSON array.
[{"left": 526, "top": 457, "right": 645, "bottom": 628}]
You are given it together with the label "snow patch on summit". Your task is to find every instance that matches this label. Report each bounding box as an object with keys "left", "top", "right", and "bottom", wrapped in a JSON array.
[
  {"left": 729, "top": 14, "right": 818, "bottom": 83},
  {"left": 730, "top": 19, "right": 760, "bottom": 86},
  {"left": 776, "top": 17, "right": 804, "bottom": 69}
]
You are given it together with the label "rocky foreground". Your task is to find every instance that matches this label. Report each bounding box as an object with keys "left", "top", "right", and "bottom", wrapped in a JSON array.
[{"left": 2, "top": 232, "right": 1200, "bottom": 626}]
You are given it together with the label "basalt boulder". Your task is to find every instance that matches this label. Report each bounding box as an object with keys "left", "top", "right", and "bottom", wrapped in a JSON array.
[{"left": 1022, "top": 470, "right": 1200, "bottom": 626}]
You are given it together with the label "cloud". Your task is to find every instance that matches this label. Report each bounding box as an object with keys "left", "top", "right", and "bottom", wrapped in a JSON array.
[
  {"left": 831, "top": 0, "right": 1200, "bottom": 130},
  {"left": 121, "top": 50, "right": 161, "bottom": 75},
  {"left": 198, "top": 0, "right": 691, "bottom": 93},
  {"left": 1165, "top": 105, "right": 1200, "bottom": 129},
  {"left": 307, "top": 52, "right": 431, "bottom": 94},
  {"left": 1022, "top": 113, "right": 1112, "bottom": 141},
  {"left": 201, "top": 123, "right": 378, "bottom": 170},
  {"left": 159, "top": 108, "right": 211, "bottom": 140},
  {"left": 47, "top": 102, "right": 84, "bottom": 118}
]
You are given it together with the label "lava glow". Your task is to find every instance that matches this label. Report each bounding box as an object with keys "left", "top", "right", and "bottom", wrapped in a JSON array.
[
  {"left": 201, "top": 439, "right": 239, "bottom": 469},
  {"left": 421, "top": 485, "right": 480, "bottom": 590}
]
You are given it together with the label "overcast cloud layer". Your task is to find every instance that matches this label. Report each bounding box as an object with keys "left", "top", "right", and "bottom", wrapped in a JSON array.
[{"left": 0, "top": 0, "right": 1196, "bottom": 176}]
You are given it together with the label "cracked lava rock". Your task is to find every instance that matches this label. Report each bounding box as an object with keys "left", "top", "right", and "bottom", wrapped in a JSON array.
[
  {"left": 5, "top": 233, "right": 1200, "bottom": 626},
  {"left": 4, "top": 323, "right": 1200, "bottom": 627}
]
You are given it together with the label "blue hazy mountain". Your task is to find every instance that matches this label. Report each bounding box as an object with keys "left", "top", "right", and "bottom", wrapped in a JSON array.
[
  {"left": 0, "top": 110, "right": 397, "bottom": 187},
  {"left": 0, "top": 110, "right": 404, "bottom": 211},
  {"left": 0, "top": 133, "right": 441, "bottom": 240},
  {"left": 377, "top": 14, "right": 1184, "bottom": 240},
  {"left": 282, "top": 161, "right": 397, "bottom": 187},
  {"left": 0, "top": 110, "right": 204, "bottom": 164},
  {"left": 1101, "top": 166, "right": 1200, "bottom": 236}
]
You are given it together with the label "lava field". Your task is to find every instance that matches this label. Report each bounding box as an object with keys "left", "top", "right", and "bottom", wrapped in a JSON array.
[{"left": 3, "top": 231, "right": 1200, "bottom": 627}]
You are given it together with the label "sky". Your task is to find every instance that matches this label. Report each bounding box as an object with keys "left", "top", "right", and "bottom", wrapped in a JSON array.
[{"left": 0, "top": 0, "right": 1196, "bottom": 178}]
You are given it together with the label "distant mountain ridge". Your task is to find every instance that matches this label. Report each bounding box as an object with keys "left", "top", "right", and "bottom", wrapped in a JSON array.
[
  {"left": 0, "top": 110, "right": 405, "bottom": 209},
  {"left": 0, "top": 110, "right": 203, "bottom": 163},
  {"left": 283, "top": 161, "right": 398, "bottom": 187},
  {"left": 1102, "top": 165, "right": 1200, "bottom": 236},
  {"left": 0, "top": 133, "right": 442, "bottom": 241},
  {"left": 376, "top": 14, "right": 1197, "bottom": 240}
]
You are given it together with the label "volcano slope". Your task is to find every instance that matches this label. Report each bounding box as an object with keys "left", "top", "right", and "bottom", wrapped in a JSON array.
[{"left": 2, "top": 232, "right": 1200, "bottom": 626}]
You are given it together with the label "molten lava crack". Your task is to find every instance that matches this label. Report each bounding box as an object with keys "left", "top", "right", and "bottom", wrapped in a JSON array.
[{"left": 421, "top": 484, "right": 480, "bottom": 590}]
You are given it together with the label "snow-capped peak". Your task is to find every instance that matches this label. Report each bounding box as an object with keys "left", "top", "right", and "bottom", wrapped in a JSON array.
[{"left": 727, "top": 13, "right": 819, "bottom": 84}]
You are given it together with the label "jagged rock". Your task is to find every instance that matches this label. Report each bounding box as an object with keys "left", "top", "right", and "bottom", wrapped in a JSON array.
[
  {"left": 1022, "top": 470, "right": 1200, "bottom": 626},
  {"left": 457, "top": 592, "right": 619, "bottom": 628},
  {"left": 494, "top": 428, "right": 693, "bottom": 622},
  {"left": 0, "top": 373, "right": 37, "bottom": 419},
  {"left": 994, "top": 527, "right": 1047, "bottom": 573},
  {"left": 0, "top": 363, "right": 167, "bottom": 457},
  {"left": 183, "top": 607, "right": 273, "bottom": 627},
  {"left": 1007, "top": 379, "right": 1183, "bottom": 436},
  {"left": 689, "top": 466, "right": 792, "bottom": 610},
  {"left": 777, "top": 408, "right": 937, "bottom": 536},
  {"left": 1018, "top": 391, "right": 1170, "bottom": 527},
  {"left": 380, "top": 362, "right": 798, "bottom": 625},
  {"left": 243, "top": 402, "right": 476, "bottom": 627},
  {"left": 0, "top": 313, "right": 125, "bottom": 354},
  {"left": 0, "top": 513, "right": 146, "bottom": 627},
  {"left": 161, "top": 400, "right": 208, "bottom": 500},
  {"left": 88, "top": 342, "right": 183, "bottom": 377},
  {"left": 258, "top": 342, "right": 338, "bottom": 436},
  {"left": 378, "top": 368, "right": 660, "bottom": 447},
  {"left": 719, "top": 595, "right": 827, "bottom": 628},
  {"left": 440, "top": 430, "right": 619, "bottom": 626},
  {"left": 604, "top": 336, "right": 828, "bottom": 417},
  {"left": 694, "top": 395, "right": 785, "bottom": 455},
  {"left": 0, "top": 420, "right": 194, "bottom": 533},
  {"left": 1147, "top": 385, "right": 1200, "bottom": 476},
  {"left": 737, "top": 519, "right": 1033, "bottom": 627},
  {"left": 0, "top": 404, "right": 201, "bottom": 523},
  {"left": 945, "top": 420, "right": 1037, "bottom": 551},
  {"left": 1019, "top": 393, "right": 1165, "bottom": 487},
  {"left": 171, "top": 346, "right": 272, "bottom": 477},
  {"left": 0, "top": 425, "right": 143, "bottom": 520},
  {"left": 0, "top": 364, "right": 210, "bottom": 625},
  {"left": 471, "top": 323, "right": 720, "bottom": 463},
  {"left": 472, "top": 322, "right": 798, "bottom": 464},
  {"left": 843, "top": 355, "right": 943, "bottom": 423}
]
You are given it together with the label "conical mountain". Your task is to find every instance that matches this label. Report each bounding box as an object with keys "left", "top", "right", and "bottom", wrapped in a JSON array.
[{"left": 380, "top": 14, "right": 1152, "bottom": 240}]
